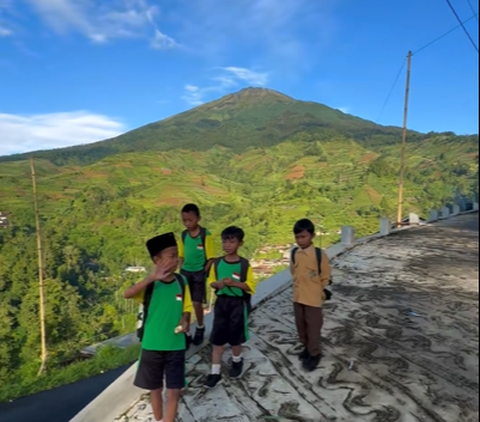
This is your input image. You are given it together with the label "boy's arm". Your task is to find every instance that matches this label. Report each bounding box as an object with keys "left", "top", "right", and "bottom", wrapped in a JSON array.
[
  {"left": 225, "top": 265, "right": 256, "bottom": 293},
  {"left": 320, "top": 251, "right": 332, "bottom": 289},
  {"left": 204, "top": 231, "right": 215, "bottom": 272},
  {"left": 244, "top": 265, "right": 256, "bottom": 294},
  {"left": 177, "top": 236, "right": 185, "bottom": 270},
  {"left": 124, "top": 275, "right": 155, "bottom": 300},
  {"left": 178, "top": 277, "right": 193, "bottom": 331},
  {"left": 289, "top": 248, "right": 295, "bottom": 276}
]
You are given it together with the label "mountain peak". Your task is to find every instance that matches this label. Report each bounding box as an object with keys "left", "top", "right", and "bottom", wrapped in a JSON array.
[{"left": 230, "top": 86, "right": 293, "bottom": 101}]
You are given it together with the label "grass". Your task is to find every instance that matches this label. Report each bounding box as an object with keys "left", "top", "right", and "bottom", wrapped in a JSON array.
[{"left": 0, "top": 344, "right": 141, "bottom": 403}]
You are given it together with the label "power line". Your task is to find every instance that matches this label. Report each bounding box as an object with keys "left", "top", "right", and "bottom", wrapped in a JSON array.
[
  {"left": 465, "top": 0, "right": 478, "bottom": 21},
  {"left": 413, "top": 12, "right": 478, "bottom": 55},
  {"left": 374, "top": 12, "right": 478, "bottom": 125},
  {"left": 375, "top": 59, "right": 407, "bottom": 123},
  {"left": 444, "top": 0, "right": 478, "bottom": 53}
]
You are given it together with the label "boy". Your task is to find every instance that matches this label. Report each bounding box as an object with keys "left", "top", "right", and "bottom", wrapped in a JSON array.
[
  {"left": 290, "top": 218, "right": 332, "bottom": 372},
  {"left": 124, "top": 232, "right": 192, "bottom": 422},
  {"left": 204, "top": 226, "right": 256, "bottom": 388},
  {"left": 178, "top": 203, "right": 215, "bottom": 346}
]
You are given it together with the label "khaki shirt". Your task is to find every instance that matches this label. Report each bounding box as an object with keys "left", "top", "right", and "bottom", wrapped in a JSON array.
[{"left": 290, "top": 245, "right": 332, "bottom": 308}]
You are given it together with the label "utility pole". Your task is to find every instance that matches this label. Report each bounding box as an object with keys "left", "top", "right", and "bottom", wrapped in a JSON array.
[
  {"left": 396, "top": 51, "right": 412, "bottom": 227},
  {"left": 30, "top": 157, "right": 48, "bottom": 375}
]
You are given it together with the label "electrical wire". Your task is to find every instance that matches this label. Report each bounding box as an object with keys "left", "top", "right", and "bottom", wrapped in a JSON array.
[
  {"left": 444, "top": 0, "right": 478, "bottom": 53},
  {"left": 465, "top": 0, "right": 478, "bottom": 21},
  {"left": 375, "top": 59, "right": 407, "bottom": 124},
  {"left": 413, "top": 12, "right": 478, "bottom": 55}
]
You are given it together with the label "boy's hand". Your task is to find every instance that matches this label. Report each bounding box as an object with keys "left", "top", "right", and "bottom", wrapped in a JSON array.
[
  {"left": 223, "top": 278, "right": 235, "bottom": 286},
  {"left": 150, "top": 261, "right": 171, "bottom": 281},
  {"left": 177, "top": 315, "right": 190, "bottom": 333},
  {"left": 210, "top": 281, "right": 225, "bottom": 289}
]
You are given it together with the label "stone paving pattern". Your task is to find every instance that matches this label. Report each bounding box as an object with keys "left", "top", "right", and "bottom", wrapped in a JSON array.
[{"left": 115, "top": 214, "right": 479, "bottom": 422}]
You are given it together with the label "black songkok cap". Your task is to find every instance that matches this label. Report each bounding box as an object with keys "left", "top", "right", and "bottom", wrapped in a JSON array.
[{"left": 146, "top": 232, "right": 177, "bottom": 258}]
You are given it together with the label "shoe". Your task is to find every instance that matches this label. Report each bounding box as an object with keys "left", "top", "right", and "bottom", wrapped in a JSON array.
[
  {"left": 192, "top": 327, "right": 205, "bottom": 346},
  {"left": 298, "top": 348, "right": 309, "bottom": 361},
  {"left": 229, "top": 359, "right": 244, "bottom": 379},
  {"left": 302, "top": 354, "right": 322, "bottom": 372},
  {"left": 204, "top": 373, "right": 222, "bottom": 389}
]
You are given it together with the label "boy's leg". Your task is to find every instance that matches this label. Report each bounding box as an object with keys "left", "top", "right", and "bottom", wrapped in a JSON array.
[
  {"left": 184, "top": 270, "right": 207, "bottom": 345},
  {"left": 133, "top": 350, "right": 165, "bottom": 421},
  {"left": 204, "top": 298, "right": 228, "bottom": 388},
  {"left": 293, "top": 302, "right": 309, "bottom": 360},
  {"left": 228, "top": 299, "right": 248, "bottom": 379},
  {"left": 303, "top": 306, "right": 324, "bottom": 371},
  {"left": 150, "top": 389, "right": 164, "bottom": 422},
  {"left": 164, "top": 351, "right": 186, "bottom": 422}
]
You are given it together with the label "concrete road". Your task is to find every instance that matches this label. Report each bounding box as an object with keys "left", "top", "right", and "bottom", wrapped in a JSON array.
[
  {"left": 0, "top": 365, "right": 130, "bottom": 422},
  {"left": 118, "top": 213, "right": 479, "bottom": 422}
]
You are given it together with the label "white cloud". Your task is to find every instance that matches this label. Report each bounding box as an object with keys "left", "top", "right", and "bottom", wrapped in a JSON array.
[
  {"left": 0, "top": 25, "right": 12, "bottom": 36},
  {"left": 336, "top": 107, "right": 350, "bottom": 114},
  {"left": 223, "top": 67, "right": 268, "bottom": 86},
  {"left": 0, "top": 111, "right": 126, "bottom": 156},
  {"left": 182, "top": 67, "right": 269, "bottom": 106},
  {"left": 21, "top": 0, "right": 177, "bottom": 48}
]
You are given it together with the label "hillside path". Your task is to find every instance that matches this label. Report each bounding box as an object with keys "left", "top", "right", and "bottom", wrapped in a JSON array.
[{"left": 117, "top": 214, "right": 479, "bottom": 422}]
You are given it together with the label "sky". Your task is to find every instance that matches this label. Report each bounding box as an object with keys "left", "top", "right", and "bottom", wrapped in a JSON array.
[{"left": 0, "top": 0, "right": 478, "bottom": 156}]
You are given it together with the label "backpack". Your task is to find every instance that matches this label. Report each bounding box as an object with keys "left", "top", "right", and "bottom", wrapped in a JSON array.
[
  {"left": 137, "top": 274, "right": 186, "bottom": 341},
  {"left": 212, "top": 257, "right": 252, "bottom": 315},
  {"left": 290, "top": 247, "right": 333, "bottom": 300},
  {"left": 181, "top": 227, "right": 207, "bottom": 263}
]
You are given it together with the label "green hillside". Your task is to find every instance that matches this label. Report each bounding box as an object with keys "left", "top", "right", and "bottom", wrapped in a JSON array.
[
  {"left": 0, "top": 88, "right": 477, "bottom": 401},
  {"left": 0, "top": 87, "right": 425, "bottom": 166}
]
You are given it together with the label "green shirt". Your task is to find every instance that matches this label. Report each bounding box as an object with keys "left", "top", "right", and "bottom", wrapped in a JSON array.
[
  {"left": 214, "top": 259, "right": 245, "bottom": 297},
  {"left": 142, "top": 277, "right": 187, "bottom": 351},
  {"left": 179, "top": 228, "right": 214, "bottom": 272}
]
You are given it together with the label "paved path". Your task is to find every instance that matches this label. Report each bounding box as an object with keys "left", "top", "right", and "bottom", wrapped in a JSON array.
[
  {"left": 117, "top": 214, "right": 479, "bottom": 422},
  {"left": 0, "top": 365, "right": 130, "bottom": 422}
]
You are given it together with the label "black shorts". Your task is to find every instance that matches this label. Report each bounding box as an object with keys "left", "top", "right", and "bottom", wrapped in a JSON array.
[
  {"left": 181, "top": 269, "right": 206, "bottom": 303},
  {"left": 134, "top": 349, "right": 185, "bottom": 390},
  {"left": 210, "top": 295, "right": 249, "bottom": 346}
]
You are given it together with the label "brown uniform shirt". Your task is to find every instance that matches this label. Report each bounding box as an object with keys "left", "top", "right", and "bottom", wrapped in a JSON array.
[{"left": 290, "top": 245, "right": 332, "bottom": 308}]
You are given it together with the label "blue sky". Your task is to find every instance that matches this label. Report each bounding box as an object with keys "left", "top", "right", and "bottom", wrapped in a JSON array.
[{"left": 0, "top": 0, "right": 478, "bottom": 156}]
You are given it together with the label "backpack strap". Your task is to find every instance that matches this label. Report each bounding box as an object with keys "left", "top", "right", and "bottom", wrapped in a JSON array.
[
  {"left": 181, "top": 230, "right": 187, "bottom": 244},
  {"left": 239, "top": 257, "right": 252, "bottom": 315},
  {"left": 314, "top": 247, "right": 322, "bottom": 274},
  {"left": 137, "top": 282, "right": 154, "bottom": 341},
  {"left": 290, "top": 247, "right": 299, "bottom": 265},
  {"left": 174, "top": 273, "right": 186, "bottom": 298}
]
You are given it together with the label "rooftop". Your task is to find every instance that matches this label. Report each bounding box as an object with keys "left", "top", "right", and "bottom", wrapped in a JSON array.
[{"left": 115, "top": 214, "right": 479, "bottom": 422}]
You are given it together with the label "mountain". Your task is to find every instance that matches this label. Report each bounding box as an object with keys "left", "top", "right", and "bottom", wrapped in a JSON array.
[
  {"left": 0, "top": 87, "right": 478, "bottom": 401},
  {"left": 1, "top": 87, "right": 425, "bottom": 166}
]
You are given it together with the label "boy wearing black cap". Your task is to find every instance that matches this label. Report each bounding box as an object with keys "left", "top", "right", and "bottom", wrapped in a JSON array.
[
  {"left": 124, "top": 232, "right": 192, "bottom": 422},
  {"left": 203, "top": 226, "right": 256, "bottom": 389}
]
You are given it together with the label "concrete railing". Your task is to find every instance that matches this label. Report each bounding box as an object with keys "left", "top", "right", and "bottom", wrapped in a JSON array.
[{"left": 70, "top": 201, "right": 478, "bottom": 422}]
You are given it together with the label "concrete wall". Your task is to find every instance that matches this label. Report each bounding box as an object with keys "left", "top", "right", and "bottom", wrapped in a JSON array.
[{"left": 70, "top": 203, "right": 477, "bottom": 422}]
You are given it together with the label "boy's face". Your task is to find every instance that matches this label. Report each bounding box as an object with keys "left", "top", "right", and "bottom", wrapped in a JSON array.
[
  {"left": 222, "top": 236, "right": 242, "bottom": 255},
  {"left": 295, "top": 230, "right": 314, "bottom": 249},
  {"left": 153, "top": 246, "right": 178, "bottom": 272},
  {"left": 181, "top": 211, "right": 200, "bottom": 231}
]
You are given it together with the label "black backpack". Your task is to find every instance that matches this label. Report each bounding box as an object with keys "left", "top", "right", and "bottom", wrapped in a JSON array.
[
  {"left": 212, "top": 257, "right": 252, "bottom": 315},
  {"left": 137, "top": 274, "right": 186, "bottom": 341},
  {"left": 290, "top": 247, "right": 333, "bottom": 300},
  {"left": 181, "top": 227, "right": 207, "bottom": 263}
]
